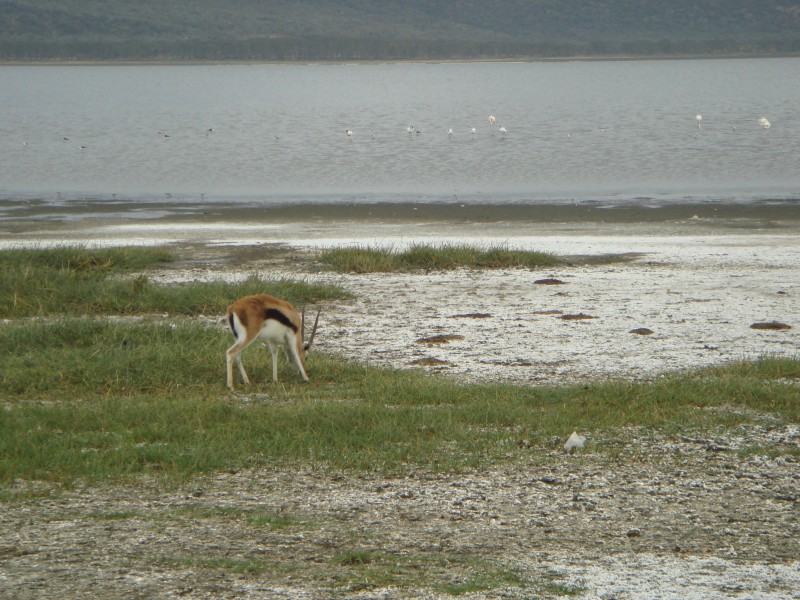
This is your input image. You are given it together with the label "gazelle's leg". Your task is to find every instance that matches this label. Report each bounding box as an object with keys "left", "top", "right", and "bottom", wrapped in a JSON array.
[
  {"left": 284, "top": 334, "right": 310, "bottom": 382},
  {"left": 236, "top": 354, "right": 250, "bottom": 384},
  {"left": 226, "top": 341, "right": 250, "bottom": 389},
  {"left": 226, "top": 349, "right": 235, "bottom": 389},
  {"left": 268, "top": 341, "right": 280, "bottom": 382}
]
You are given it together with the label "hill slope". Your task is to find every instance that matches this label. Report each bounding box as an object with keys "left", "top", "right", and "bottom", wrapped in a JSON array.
[{"left": 2, "top": 0, "right": 799, "bottom": 60}]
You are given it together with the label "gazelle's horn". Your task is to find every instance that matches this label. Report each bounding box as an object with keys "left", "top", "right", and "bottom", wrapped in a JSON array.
[{"left": 304, "top": 308, "right": 321, "bottom": 350}]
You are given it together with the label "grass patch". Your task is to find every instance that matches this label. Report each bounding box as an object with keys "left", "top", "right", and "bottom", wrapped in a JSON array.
[
  {"left": 324, "top": 549, "right": 531, "bottom": 594},
  {"left": 83, "top": 505, "right": 301, "bottom": 531},
  {"left": 0, "top": 245, "right": 175, "bottom": 273},
  {"left": 540, "top": 582, "right": 587, "bottom": 596},
  {"left": 144, "top": 547, "right": 546, "bottom": 595},
  {"left": 0, "top": 246, "right": 349, "bottom": 317},
  {"left": 438, "top": 566, "right": 527, "bottom": 595},
  {"left": 317, "top": 242, "right": 562, "bottom": 273},
  {"left": 1, "top": 318, "right": 798, "bottom": 488},
  {"left": 1, "top": 246, "right": 798, "bottom": 492},
  {"left": 167, "top": 505, "right": 301, "bottom": 529},
  {"left": 335, "top": 550, "right": 376, "bottom": 566},
  {"left": 160, "top": 555, "right": 275, "bottom": 575}
]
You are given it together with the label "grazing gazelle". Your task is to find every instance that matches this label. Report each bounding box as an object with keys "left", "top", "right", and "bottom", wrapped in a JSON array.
[{"left": 225, "top": 294, "right": 319, "bottom": 389}]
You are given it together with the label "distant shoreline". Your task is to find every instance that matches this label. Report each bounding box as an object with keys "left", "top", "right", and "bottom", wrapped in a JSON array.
[
  {"left": 2, "top": 53, "right": 798, "bottom": 67},
  {"left": 3, "top": 197, "right": 800, "bottom": 246},
  {"left": 3, "top": 196, "right": 800, "bottom": 222}
]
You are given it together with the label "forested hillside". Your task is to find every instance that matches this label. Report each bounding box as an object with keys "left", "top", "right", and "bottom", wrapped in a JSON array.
[{"left": 2, "top": 0, "right": 799, "bottom": 61}]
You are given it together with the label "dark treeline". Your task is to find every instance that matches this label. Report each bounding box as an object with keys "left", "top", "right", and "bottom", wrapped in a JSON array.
[
  {"left": 2, "top": 0, "right": 799, "bottom": 62},
  {"left": 3, "top": 35, "right": 799, "bottom": 62}
]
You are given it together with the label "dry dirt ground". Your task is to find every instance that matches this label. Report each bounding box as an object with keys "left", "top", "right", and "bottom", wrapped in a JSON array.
[
  {"left": 1, "top": 206, "right": 799, "bottom": 598},
  {"left": 142, "top": 216, "right": 800, "bottom": 388},
  {"left": 2, "top": 430, "right": 799, "bottom": 599}
]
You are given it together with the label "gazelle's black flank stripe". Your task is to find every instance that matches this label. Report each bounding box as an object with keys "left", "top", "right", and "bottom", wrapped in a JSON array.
[{"left": 264, "top": 308, "right": 298, "bottom": 332}]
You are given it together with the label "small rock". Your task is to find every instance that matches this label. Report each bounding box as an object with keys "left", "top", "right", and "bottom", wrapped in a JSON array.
[
  {"left": 564, "top": 431, "right": 586, "bottom": 452},
  {"left": 750, "top": 321, "right": 791, "bottom": 330},
  {"left": 626, "top": 528, "right": 642, "bottom": 538},
  {"left": 534, "top": 278, "right": 566, "bottom": 285},
  {"left": 630, "top": 328, "right": 654, "bottom": 335},
  {"left": 416, "top": 334, "right": 465, "bottom": 344},
  {"left": 408, "top": 357, "right": 450, "bottom": 366},
  {"left": 559, "top": 313, "right": 598, "bottom": 321}
]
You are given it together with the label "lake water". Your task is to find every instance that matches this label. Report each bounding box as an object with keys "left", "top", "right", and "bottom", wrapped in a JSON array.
[{"left": 1, "top": 58, "right": 799, "bottom": 208}]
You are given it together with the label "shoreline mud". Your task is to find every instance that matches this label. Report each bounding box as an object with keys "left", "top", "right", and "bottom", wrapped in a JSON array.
[
  {"left": 3, "top": 197, "right": 800, "bottom": 225},
  {"left": 2, "top": 198, "right": 800, "bottom": 249}
]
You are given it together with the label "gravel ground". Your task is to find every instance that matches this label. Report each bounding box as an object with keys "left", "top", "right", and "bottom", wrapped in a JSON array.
[{"left": 2, "top": 426, "right": 798, "bottom": 599}]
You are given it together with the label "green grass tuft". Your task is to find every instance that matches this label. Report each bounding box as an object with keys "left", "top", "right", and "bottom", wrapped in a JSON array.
[
  {"left": 0, "top": 246, "right": 349, "bottom": 317},
  {"left": 317, "top": 242, "right": 562, "bottom": 273}
]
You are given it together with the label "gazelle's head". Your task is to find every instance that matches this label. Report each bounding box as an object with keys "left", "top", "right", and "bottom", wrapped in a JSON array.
[{"left": 300, "top": 308, "right": 321, "bottom": 362}]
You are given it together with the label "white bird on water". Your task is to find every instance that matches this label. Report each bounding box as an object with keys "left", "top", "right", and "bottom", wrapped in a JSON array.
[
  {"left": 758, "top": 116, "right": 770, "bottom": 130},
  {"left": 695, "top": 114, "right": 702, "bottom": 128},
  {"left": 447, "top": 128, "right": 454, "bottom": 140},
  {"left": 346, "top": 129, "right": 353, "bottom": 140},
  {"left": 470, "top": 127, "right": 476, "bottom": 136},
  {"left": 488, "top": 114, "right": 496, "bottom": 127},
  {"left": 498, "top": 125, "right": 507, "bottom": 135}
]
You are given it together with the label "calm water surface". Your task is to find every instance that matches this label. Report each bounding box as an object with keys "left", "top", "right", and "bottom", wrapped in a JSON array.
[{"left": 1, "top": 59, "right": 798, "bottom": 207}]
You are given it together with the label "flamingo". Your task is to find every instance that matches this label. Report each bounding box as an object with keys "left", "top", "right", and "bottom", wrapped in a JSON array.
[
  {"left": 498, "top": 125, "right": 507, "bottom": 135},
  {"left": 447, "top": 128, "right": 454, "bottom": 140},
  {"left": 695, "top": 114, "right": 702, "bottom": 128},
  {"left": 346, "top": 129, "right": 353, "bottom": 140},
  {"left": 488, "top": 114, "right": 496, "bottom": 127},
  {"left": 758, "top": 116, "right": 770, "bottom": 130},
  {"left": 470, "top": 127, "right": 476, "bottom": 136}
]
